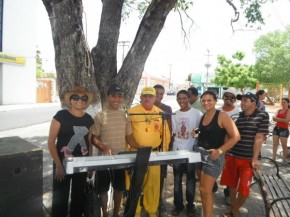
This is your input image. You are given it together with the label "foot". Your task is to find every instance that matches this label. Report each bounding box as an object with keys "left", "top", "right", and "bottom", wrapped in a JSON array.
[
  {"left": 186, "top": 206, "right": 196, "bottom": 217},
  {"left": 220, "top": 211, "right": 233, "bottom": 217},
  {"left": 171, "top": 206, "right": 183, "bottom": 216}
]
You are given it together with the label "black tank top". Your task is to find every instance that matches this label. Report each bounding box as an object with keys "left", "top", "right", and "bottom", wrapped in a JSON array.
[{"left": 198, "top": 110, "right": 226, "bottom": 150}]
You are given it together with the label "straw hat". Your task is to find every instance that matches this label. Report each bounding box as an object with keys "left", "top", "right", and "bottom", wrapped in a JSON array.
[{"left": 64, "top": 86, "right": 94, "bottom": 108}]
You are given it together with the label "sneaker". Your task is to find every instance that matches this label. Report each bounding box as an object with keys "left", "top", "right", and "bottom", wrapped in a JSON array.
[
  {"left": 171, "top": 206, "right": 183, "bottom": 216},
  {"left": 187, "top": 207, "right": 196, "bottom": 217}
]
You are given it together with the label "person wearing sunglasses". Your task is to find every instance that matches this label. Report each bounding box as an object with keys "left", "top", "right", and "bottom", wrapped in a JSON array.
[
  {"left": 217, "top": 88, "right": 241, "bottom": 205},
  {"left": 218, "top": 88, "right": 241, "bottom": 118},
  {"left": 47, "top": 86, "right": 95, "bottom": 217}
]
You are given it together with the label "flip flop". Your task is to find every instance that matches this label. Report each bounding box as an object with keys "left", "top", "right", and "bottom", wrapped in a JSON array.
[{"left": 220, "top": 211, "right": 234, "bottom": 217}]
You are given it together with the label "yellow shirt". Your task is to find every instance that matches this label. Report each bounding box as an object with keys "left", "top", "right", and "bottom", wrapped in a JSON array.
[{"left": 128, "top": 104, "right": 170, "bottom": 151}]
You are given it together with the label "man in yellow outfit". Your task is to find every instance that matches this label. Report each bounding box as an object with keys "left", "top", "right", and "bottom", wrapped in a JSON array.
[{"left": 128, "top": 87, "right": 171, "bottom": 217}]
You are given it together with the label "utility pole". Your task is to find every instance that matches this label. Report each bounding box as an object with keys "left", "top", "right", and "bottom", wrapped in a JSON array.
[
  {"left": 118, "top": 41, "right": 130, "bottom": 62},
  {"left": 204, "top": 49, "right": 212, "bottom": 90},
  {"left": 168, "top": 64, "right": 173, "bottom": 89}
]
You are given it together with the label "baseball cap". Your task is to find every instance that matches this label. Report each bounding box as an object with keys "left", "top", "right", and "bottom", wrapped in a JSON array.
[
  {"left": 222, "top": 87, "right": 237, "bottom": 96},
  {"left": 141, "top": 87, "right": 156, "bottom": 96},
  {"left": 236, "top": 92, "right": 258, "bottom": 103},
  {"left": 107, "top": 84, "right": 124, "bottom": 95}
]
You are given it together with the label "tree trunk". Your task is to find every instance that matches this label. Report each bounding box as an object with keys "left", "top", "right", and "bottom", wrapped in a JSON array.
[
  {"left": 91, "top": 0, "right": 125, "bottom": 106},
  {"left": 42, "top": 0, "right": 98, "bottom": 107},
  {"left": 42, "top": 0, "right": 177, "bottom": 108},
  {"left": 118, "top": 0, "right": 177, "bottom": 107}
]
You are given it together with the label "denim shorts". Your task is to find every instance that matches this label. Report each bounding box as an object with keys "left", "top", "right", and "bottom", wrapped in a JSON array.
[
  {"left": 195, "top": 146, "right": 225, "bottom": 179},
  {"left": 272, "top": 126, "right": 289, "bottom": 138}
]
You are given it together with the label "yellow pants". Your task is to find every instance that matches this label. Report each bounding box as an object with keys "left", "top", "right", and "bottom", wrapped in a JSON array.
[{"left": 126, "top": 165, "right": 160, "bottom": 217}]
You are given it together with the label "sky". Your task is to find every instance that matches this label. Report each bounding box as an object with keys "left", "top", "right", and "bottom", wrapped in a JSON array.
[{"left": 37, "top": 0, "right": 290, "bottom": 85}]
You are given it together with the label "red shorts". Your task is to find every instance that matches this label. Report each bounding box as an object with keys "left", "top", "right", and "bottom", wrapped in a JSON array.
[{"left": 220, "top": 155, "right": 254, "bottom": 197}]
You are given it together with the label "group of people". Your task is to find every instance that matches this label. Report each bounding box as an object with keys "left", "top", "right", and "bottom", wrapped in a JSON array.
[{"left": 47, "top": 83, "right": 289, "bottom": 217}]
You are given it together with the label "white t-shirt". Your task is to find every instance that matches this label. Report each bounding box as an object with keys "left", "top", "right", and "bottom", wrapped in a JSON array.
[
  {"left": 172, "top": 108, "right": 202, "bottom": 151},
  {"left": 217, "top": 106, "right": 241, "bottom": 118}
]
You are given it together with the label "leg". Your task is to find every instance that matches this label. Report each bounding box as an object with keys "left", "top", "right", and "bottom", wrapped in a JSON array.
[
  {"left": 199, "top": 172, "right": 216, "bottom": 217},
  {"left": 185, "top": 163, "right": 196, "bottom": 216},
  {"left": 112, "top": 169, "right": 126, "bottom": 217},
  {"left": 229, "top": 186, "right": 247, "bottom": 217},
  {"left": 172, "top": 163, "right": 184, "bottom": 214},
  {"left": 95, "top": 170, "right": 111, "bottom": 217},
  {"left": 70, "top": 172, "right": 87, "bottom": 217},
  {"left": 113, "top": 191, "right": 123, "bottom": 217},
  {"left": 51, "top": 165, "right": 71, "bottom": 217},
  {"left": 272, "top": 135, "right": 279, "bottom": 161},
  {"left": 142, "top": 165, "right": 160, "bottom": 217},
  {"left": 280, "top": 136, "right": 288, "bottom": 161}
]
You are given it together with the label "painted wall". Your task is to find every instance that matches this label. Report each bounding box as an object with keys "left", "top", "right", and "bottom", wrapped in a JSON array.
[{"left": 0, "top": 0, "right": 37, "bottom": 104}]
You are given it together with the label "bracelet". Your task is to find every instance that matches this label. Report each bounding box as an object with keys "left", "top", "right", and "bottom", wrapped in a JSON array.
[{"left": 218, "top": 149, "right": 223, "bottom": 154}]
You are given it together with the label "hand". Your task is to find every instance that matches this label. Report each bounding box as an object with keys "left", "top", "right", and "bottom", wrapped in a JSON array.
[
  {"left": 55, "top": 165, "right": 65, "bottom": 182},
  {"left": 87, "top": 170, "right": 94, "bottom": 178},
  {"left": 208, "top": 149, "right": 220, "bottom": 160},
  {"left": 252, "top": 159, "right": 260, "bottom": 170},
  {"left": 191, "top": 129, "right": 199, "bottom": 138},
  {"left": 102, "top": 144, "right": 115, "bottom": 155}
]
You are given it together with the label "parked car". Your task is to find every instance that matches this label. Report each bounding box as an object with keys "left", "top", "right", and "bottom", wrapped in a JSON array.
[{"left": 167, "top": 89, "right": 175, "bottom": 96}]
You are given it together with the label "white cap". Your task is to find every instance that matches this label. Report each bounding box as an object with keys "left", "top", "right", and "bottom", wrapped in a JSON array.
[{"left": 222, "top": 87, "right": 237, "bottom": 96}]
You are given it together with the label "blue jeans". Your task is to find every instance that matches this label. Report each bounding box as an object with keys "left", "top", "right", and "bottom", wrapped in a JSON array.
[{"left": 173, "top": 162, "right": 196, "bottom": 209}]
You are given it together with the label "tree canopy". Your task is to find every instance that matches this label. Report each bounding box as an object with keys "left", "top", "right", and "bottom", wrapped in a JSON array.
[
  {"left": 253, "top": 25, "right": 290, "bottom": 83},
  {"left": 213, "top": 51, "right": 257, "bottom": 92},
  {"left": 42, "top": 0, "right": 273, "bottom": 108}
]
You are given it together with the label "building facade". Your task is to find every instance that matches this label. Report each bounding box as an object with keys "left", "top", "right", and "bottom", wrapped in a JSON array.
[{"left": 0, "top": 0, "right": 37, "bottom": 105}]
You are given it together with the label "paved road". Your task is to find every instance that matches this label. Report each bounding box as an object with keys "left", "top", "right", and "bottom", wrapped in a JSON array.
[{"left": 0, "top": 103, "right": 60, "bottom": 131}]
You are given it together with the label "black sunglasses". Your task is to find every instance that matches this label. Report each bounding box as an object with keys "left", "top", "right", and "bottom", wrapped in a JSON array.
[
  {"left": 223, "top": 93, "right": 235, "bottom": 99},
  {"left": 71, "top": 94, "right": 88, "bottom": 102}
]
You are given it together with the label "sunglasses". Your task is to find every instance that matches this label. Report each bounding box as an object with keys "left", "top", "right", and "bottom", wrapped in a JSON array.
[
  {"left": 71, "top": 94, "right": 88, "bottom": 102},
  {"left": 223, "top": 94, "right": 235, "bottom": 100}
]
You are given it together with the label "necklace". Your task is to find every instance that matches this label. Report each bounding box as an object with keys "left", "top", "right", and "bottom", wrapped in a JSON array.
[{"left": 145, "top": 113, "right": 153, "bottom": 132}]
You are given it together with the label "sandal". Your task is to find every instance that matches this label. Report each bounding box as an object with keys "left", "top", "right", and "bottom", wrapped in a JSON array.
[{"left": 220, "top": 211, "right": 234, "bottom": 217}]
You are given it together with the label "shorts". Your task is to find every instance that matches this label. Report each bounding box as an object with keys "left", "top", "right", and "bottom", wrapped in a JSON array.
[
  {"left": 272, "top": 126, "right": 289, "bottom": 138},
  {"left": 95, "top": 169, "right": 125, "bottom": 194},
  {"left": 220, "top": 155, "right": 253, "bottom": 197},
  {"left": 195, "top": 146, "right": 225, "bottom": 179}
]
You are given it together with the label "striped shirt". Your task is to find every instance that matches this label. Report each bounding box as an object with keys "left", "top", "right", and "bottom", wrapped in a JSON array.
[
  {"left": 92, "top": 109, "right": 132, "bottom": 154},
  {"left": 228, "top": 110, "right": 269, "bottom": 159}
]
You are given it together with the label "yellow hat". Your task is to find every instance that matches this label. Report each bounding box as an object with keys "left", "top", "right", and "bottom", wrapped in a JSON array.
[{"left": 141, "top": 87, "right": 156, "bottom": 96}]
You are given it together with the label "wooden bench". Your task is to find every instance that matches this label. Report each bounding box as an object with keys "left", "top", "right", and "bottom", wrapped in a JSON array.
[{"left": 253, "top": 157, "right": 290, "bottom": 217}]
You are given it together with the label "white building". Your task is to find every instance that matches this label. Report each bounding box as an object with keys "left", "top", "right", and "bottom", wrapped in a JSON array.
[{"left": 0, "top": 0, "right": 37, "bottom": 105}]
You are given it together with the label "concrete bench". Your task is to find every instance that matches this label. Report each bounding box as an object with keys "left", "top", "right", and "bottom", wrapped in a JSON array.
[{"left": 253, "top": 157, "right": 290, "bottom": 217}]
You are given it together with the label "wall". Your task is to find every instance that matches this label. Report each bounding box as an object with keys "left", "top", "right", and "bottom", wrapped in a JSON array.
[{"left": 0, "top": 0, "right": 37, "bottom": 104}]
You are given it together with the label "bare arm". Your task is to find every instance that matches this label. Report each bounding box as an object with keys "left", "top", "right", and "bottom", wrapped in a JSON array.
[
  {"left": 252, "top": 133, "right": 265, "bottom": 170},
  {"left": 47, "top": 118, "right": 65, "bottom": 182},
  {"left": 92, "top": 135, "right": 112, "bottom": 155},
  {"left": 264, "top": 94, "right": 275, "bottom": 106},
  {"left": 126, "top": 134, "right": 140, "bottom": 149},
  {"left": 273, "top": 110, "right": 290, "bottom": 123}
]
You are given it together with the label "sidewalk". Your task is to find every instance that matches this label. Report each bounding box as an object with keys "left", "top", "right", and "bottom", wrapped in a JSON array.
[{"left": 0, "top": 102, "right": 60, "bottom": 112}]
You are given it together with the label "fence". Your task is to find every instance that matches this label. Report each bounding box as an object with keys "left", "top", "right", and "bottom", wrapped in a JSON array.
[{"left": 257, "top": 82, "right": 290, "bottom": 103}]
